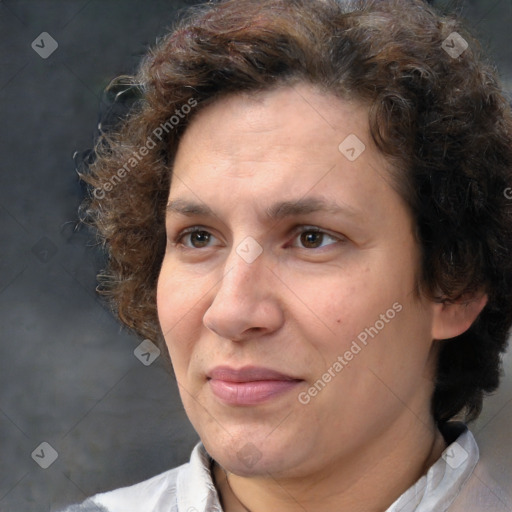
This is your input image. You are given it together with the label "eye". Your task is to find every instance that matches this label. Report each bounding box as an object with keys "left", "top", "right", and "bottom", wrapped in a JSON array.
[
  {"left": 173, "top": 227, "right": 219, "bottom": 249},
  {"left": 171, "top": 225, "right": 343, "bottom": 251},
  {"left": 290, "top": 226, "right": 342, "bottom": 250}
]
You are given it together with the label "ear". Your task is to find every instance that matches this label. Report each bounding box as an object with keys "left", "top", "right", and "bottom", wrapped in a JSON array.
[{"left": 431, "top": 292, "right": 488, "bottom": 340}]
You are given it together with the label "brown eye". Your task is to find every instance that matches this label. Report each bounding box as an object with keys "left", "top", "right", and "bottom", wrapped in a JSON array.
[
  {"left": 175, "top": 228, "right": 216, "bottom": 249},
  {"left": 300, "top": 230, "right": 325, "bottom": 249},
  {"left": 187, "top": 230, "right": 211, "bottom": 248},
  {"left": 293, "top": 227, "right": 340, "bottom": 250}
]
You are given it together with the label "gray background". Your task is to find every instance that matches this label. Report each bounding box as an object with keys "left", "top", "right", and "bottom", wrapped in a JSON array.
[{"left": 0, "top": 1, "right": 511, "bottom": 511}]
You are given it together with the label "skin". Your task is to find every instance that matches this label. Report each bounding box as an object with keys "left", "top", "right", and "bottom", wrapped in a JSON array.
[{"left": 156, "top": 83, "right": 487, "bottom": 512}]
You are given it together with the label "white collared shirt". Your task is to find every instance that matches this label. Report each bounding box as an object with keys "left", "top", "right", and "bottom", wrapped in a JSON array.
[{"left": 62, "top": 423, "right": 511, "bottom": 512}]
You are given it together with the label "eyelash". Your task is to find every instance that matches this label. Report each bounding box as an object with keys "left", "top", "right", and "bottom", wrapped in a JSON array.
[{"left": 171, "top": 225, "right": 343, "bottom": 251}]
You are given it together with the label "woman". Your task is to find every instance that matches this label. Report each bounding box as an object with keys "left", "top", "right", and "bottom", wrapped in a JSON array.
[{"left": 65, "top": 0, "right": 512, "bottom": 510}]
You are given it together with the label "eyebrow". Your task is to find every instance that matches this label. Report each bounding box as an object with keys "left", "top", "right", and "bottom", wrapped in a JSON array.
[{"left": 165, "top": 197, "right": 360, "bottom": 221}]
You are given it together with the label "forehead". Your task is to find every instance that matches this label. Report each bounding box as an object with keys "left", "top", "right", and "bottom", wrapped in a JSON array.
[
  {"left": 175, "top": 84, "right": 370, "bottom": 164},
  {"left": 168, "top": 83, "right": 401, "bottom": 222}
]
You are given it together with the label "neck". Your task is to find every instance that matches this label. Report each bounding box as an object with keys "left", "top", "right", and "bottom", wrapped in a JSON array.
[{"left": 213, "top": 415, "right": 447, "bottom": 512}]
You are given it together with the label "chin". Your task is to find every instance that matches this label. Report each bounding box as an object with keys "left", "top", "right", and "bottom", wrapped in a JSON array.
[{"left": 202, "top": 430, "right": 309, "bottom": 478}]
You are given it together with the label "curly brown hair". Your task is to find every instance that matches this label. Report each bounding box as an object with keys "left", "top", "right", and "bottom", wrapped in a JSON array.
[{"left": 78, "top": 0, "right": 512, "bottom": 425}]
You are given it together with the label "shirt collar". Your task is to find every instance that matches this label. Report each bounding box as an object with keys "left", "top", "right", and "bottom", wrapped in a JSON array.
[
  {"left": 177, "top": 422, "right": 479, "bottom": 512},
  {"left": 387, "top": 422, "right": 479, "bottom": 512}
]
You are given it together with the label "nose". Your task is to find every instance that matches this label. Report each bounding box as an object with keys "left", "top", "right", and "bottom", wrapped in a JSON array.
[{"left": 202, "top": 243, "right": 284, "bottom": 342}]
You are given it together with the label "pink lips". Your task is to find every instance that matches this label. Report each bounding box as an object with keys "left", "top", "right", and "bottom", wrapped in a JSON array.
[{"left": 207, "top": 366, "right": 303, "bottom": 406}]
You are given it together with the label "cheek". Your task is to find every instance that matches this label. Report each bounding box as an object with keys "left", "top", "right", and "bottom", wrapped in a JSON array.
[
  {"left": 287, "top": 267, "right": 387, "bottom": 339},
  {"left": 155, "top": 267, "right": 175, "bottom": 335},
  {"left": 291, "top": 263, "right": 418, "bottom": 372},
  {"left": 156, "top": 264, "right": 202, "bottom": 365},
  {"left": 157, "top": 259, "right": 201, "bottom": 326}
]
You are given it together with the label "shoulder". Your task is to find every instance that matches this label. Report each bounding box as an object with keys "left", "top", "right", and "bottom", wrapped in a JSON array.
[
  {"left": 58, "top": 441, "right": 218, "bottom": 512},
  {"left": 58, "top": 459, "right": 188, "bottom": 512},
  {"left": 448, "top": 460, "right": 512, "bottom": 512},
  {"left": 447, "top": 431, "right": 512, "bottom": 512}
]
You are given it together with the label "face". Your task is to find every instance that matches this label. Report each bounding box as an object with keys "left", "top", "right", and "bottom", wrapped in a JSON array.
[{"left": 157, "top": 83, "right": 439, "bottom": 479}]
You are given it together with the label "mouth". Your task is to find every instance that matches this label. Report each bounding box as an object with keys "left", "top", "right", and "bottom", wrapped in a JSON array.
[{"left": 206, "top": 365, "right": 304, "bottom": 406}]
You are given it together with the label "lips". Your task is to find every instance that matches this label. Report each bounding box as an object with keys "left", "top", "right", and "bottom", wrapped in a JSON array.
[
  {"left": 207, "top": 365, "right": 300, "bottom": 382},
  {"left": 207, "top": 365, "right": 303, "bottom": 406}
]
